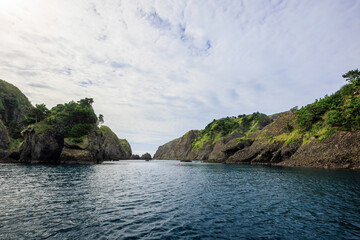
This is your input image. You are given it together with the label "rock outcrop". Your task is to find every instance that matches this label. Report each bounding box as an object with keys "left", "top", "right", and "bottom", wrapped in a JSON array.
[
  {"left": 130, "top": 154, "right": 141, "bottom": 159},
  {"left": 1, "top": 125, "right": 133, "bottom": 164},
  {"left": 19, "top": 127, "right": 64, "bottom": 164},
  {"left": 60, "top": 130, "right": 105, "bottom": 164},
  {"left": 154, "top": 130, "right": 199, "bottom": 160},
  {"left": 141, "top": 152, "right": 152, "bottom": 160},
  {"left": 99, "top": 126, "right": 132, "bottom": 160},
  {"left": 0, "top": 79, "right": 132, "bottom": 164}
]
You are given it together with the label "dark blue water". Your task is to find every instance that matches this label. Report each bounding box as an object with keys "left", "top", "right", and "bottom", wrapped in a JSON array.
[{"left": 0, "top": 161, "right": 360, "bottom": 239}]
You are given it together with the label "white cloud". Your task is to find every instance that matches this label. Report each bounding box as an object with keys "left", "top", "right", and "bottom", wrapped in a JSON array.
[{"left": 0, "top": 0, "right": 359, "bottom": 154}]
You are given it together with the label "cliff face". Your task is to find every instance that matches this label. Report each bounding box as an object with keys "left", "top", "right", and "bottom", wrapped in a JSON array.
[
  {"left": 1, "top": 124, "right": 133, "bottom": 164},
  {"left": 154, "top": 130, "right": 200, "bottom": 160},
  {"left": 154, "top": 112, "right": 360, "bottom": 169},
  {"left": 19, "top": 127, "right": 64, "bottom": 164},
  {"left": 99, "top": 126, "right": 132, "bottom": 160},
  {"left": 0, "top": 79, "right": 32, "bottom": 124},
  {"left": 154, "top": 113, "right": 274, "bottom": 161},
  {"left": 60, "top": 130, "right": 105, "bottom": 164}
]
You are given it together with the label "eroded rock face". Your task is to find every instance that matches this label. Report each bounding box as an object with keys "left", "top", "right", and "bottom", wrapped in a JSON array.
[
  {"left": 102, "top": 136, "right": 131, "bottom": 160},
  {"left": 19, "top": 128, "right": 64, "bottom": 164},
  {"left": 60, "top": 131, "right": 104, "bottom": 164},
  {"left": 154, "top": 130, "right": 200, "bottom": 160},
  {"left": 1, "top": 126, "right": 133, "bottom": 164},
  {"left": 279, "top": 131, "right": 360, "bottom": 168}
]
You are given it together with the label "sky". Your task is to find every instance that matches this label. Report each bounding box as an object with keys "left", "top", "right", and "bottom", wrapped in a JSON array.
[{"left": 0, "top": 0, "right": 359, "bottom": 155}]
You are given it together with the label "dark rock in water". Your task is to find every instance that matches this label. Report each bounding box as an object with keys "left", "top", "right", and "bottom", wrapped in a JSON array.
[
  {"left": 130, "top": 154, "right": 141, "bottom": 159},
  {"left": 19, "top": 126, "right": 64, "bottom": 164},
  {"left": 141, "top": 153, "right": 152, "bottom": 160},
  {"left": 60, "top": 130, "right": 105, "bottom": 164},
  {"left": 180, "top": 159, "right": 192, "bottom": 162},
  {"left": 1, "top": 125, "right": 132, "bottom": 164}
]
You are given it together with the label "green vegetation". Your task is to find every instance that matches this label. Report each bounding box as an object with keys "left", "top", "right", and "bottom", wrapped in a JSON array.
[
  {"left": 45, "top": 98, "right": 98, "bottom": 138},
  {"left": 8, "top": 137, "right": 22, "bottom": 150},
  {"left": 99, "top": 125, "right": 118, "bottom": 140},
  {"left": 296, "top": 69, "right": 360, "bottom": 136},
  {"left": 20, "top": 98, "right": 99, "bottom": 140},
  {"left": 192, "top": 112, "right": 269, "bottom": 150},
  {"left": 119, "top": 139, "right": 131, "bottom": 153},
  {"left": 22, "top": 104, "right": 50, "bottom": 125},
  {"left": 190, "top": 69, "right": 360, "bottom": 151},
  {"left": 0, "top": 79, "right": 32, "bottom": 139}
]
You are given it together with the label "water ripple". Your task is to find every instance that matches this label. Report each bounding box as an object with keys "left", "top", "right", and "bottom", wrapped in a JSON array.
[{"left": 0, "top": 161, "right": 360, "bottom": 239}]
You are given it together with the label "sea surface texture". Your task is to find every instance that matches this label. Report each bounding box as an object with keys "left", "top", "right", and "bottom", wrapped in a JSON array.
[{"left": 0, "top": 160, "right": 360, "bottom": 239}]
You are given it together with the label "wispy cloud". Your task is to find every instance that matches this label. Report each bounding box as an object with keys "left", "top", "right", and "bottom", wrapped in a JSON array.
[{"left": 0, "top": 0, "right": 359, "bottom": 154}]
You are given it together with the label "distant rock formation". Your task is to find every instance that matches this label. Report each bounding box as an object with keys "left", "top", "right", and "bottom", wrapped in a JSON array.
[
  {"left": 141, "top": 153, "right": 152, "bottom": 160},
  {"left": 130, "top": 154, "right": 141, "bottom": 159}
]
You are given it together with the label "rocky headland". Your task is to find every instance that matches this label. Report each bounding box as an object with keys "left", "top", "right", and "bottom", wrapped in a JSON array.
[
  {"left": 0, "top": 79, "right": 132, "bottom": 164},
  {"left": 154, "top": 70, "right": 360, "bottom": 169}
]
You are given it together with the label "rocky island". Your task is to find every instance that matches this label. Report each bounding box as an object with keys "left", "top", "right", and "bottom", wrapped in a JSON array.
[
  {"left": 154, "top": 70, "right": 360, "bottom": 169},
  {"left": 0, "top": 79, "right": 131, "bottom": 164}
]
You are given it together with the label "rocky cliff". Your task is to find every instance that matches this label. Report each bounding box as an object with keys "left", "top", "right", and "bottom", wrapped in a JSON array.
[
  {"left": 154, "top": 70, "right": 360, "bottom": 169},
  {"left": 0, "top": 79, "right": 132, "bottom": 164},
  {"left": 154, "top": 113, "right": 274, "bottom": 162},
  {"left": 1, "top": 122, "right": 132, "bottom": 164},
  {"left": 154, "top": 112, "right": 360, "bottom": 169},
  {"left": 99, "top": 126, "right": 132, "bottom": 160}
]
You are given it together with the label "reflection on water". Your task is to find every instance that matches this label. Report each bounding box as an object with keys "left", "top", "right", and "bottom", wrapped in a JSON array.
[{"left": 0, "top": 161, "right": 360, "bottom": 239}]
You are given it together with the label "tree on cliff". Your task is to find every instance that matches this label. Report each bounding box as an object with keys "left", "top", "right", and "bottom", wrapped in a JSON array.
[
  {"left": 24, "top": 104, "right": 50, "bottom": 124},
  {"left": 77, "top": 98, "right": 94, "bottom": 106},
  {"left": 342, "top": 69, "right": 360, "bottom": 86},
  {"left": 98, "top": 114, "right": 104, "bottom": 125}
]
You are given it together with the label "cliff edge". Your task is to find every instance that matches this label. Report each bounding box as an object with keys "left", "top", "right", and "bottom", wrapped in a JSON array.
[{"left": 154, "top": 70, "right": 360, "bottom": 169}]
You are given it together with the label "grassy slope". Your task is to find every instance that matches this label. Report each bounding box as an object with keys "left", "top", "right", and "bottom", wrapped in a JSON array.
[
  {"left": 258, "top": 82, "right": 360, "bottom": 146},
  {"left": 192, "top": 112, "right": 271, "bottom": 150},
  {"left": 190, "top": 80, "right": 360, "bottom": 152}
]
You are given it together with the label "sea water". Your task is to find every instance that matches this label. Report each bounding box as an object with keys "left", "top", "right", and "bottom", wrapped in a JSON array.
[{"left": 0, "top": 160, "right": 359, "bottom": 239}]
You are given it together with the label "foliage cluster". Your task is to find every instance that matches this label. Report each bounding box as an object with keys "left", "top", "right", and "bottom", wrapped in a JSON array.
[
  {"left": 296, "top": 69, "right": 360, "bottom": 132},
  {"left": 23, "top": 98, "right": 100, "bottom": 138}
]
